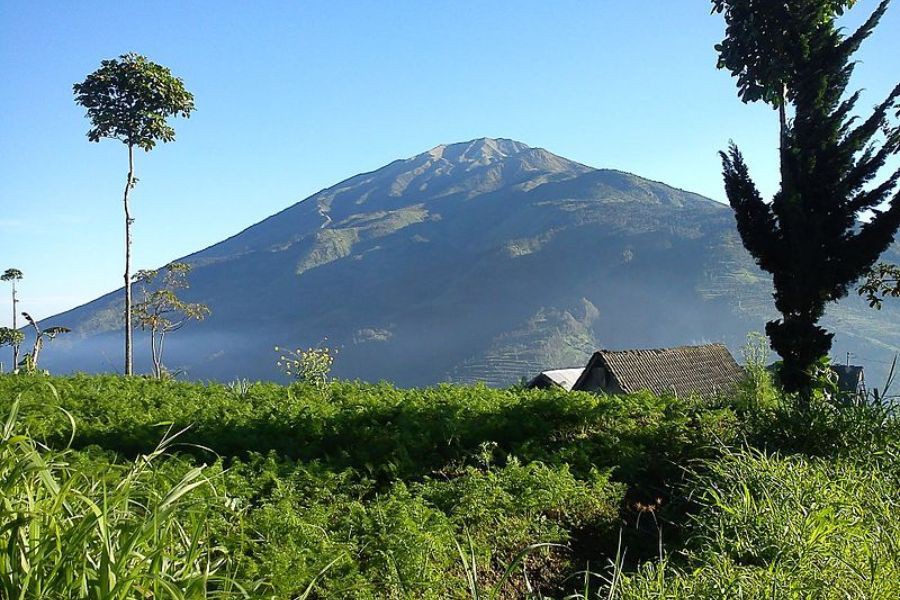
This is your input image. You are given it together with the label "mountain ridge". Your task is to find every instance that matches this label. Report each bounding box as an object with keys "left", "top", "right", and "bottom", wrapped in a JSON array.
[{"left": 37, "top": 138, "right": 900, "bottom": 386}]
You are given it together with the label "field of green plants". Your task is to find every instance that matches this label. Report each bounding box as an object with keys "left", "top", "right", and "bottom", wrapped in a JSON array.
[{"left": 0, "top": 372, "right": 898, "bottom": 599}]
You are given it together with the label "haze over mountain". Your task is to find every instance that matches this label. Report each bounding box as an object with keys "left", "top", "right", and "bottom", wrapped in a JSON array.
[{"left": 37, "top": 138, "right": 900, "bottom": 386}]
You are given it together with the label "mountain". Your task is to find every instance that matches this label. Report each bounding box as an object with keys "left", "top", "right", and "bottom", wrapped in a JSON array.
[{"left": 39, "top": 138, "right": 900, "bottom": 386}]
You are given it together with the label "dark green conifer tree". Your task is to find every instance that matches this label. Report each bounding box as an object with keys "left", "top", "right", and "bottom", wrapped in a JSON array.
[{"left": 714, "top": 0, "right": 900, "bottom": 394}]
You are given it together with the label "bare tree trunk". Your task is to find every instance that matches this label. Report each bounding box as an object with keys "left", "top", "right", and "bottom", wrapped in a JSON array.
[
  {"left": 124, "top": 144, "right": 135, "bottom": 376},
  {"left": 156, "top": 331, "right": 167, "bottom": 379},
  {"left": 31, "top": 336, "right": 43, "bottom": 371},
  {"left": 23, "top": 315, "right": 41, "bottom": 373},
  {"left": 150, "top": 329, "right": 156, "bottom": 378},
  {"left": 151, "top": 328, "right": 162, "bottom": 379},
  {"left": 10, "top": 281, "right": 17, "bottom": 368}
]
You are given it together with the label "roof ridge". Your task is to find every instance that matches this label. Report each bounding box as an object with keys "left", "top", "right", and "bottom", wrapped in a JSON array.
[{"left": 596, "top": 343, "right": 728, "bottom": 355}]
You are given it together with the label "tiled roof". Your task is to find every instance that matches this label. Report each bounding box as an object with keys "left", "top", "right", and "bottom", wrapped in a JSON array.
[{"left": 576, "top": 344, "right": 744, "bottom": 399}]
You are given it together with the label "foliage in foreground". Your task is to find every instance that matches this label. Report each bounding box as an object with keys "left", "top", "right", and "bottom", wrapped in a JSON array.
[
  {"left": 0, "top": 374, "right": 897, "bottom": 598},
  {"left": 614, "top": 447, "right": 900, "bottom": 599},
  {"left": 0, "top": 398, "right": 244, "bottom": 599}
]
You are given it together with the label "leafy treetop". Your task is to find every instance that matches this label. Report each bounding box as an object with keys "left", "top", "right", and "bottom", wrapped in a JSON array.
[
  {"left": 712, "top": 0, "right": 858, "bottom": 106},
  {"left": 132, "top": 262, "right": 210, "bottom": 333},
  {"left": 0, "top": 328, "right": 24, "bottom": 348},
  {"left": 73, "top": 53, "right": 195, "bottom": 151},
  {"left": 1, "top": 269, "right": 22, "bottom": 282}
]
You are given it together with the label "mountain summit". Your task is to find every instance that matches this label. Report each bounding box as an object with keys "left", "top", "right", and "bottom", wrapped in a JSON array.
[
  {"left": 41, "top": 139, "right": 900, "bottom": 384},
  {"left": 426, "top": 137, "right": 529, "bottom": 162}
]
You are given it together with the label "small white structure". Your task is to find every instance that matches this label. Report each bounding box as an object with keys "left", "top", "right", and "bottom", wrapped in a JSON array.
[{"left": 527, "top": 368, "right": 585, "bottom": 391}]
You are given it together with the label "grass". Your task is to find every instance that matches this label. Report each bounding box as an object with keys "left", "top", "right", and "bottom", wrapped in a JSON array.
[
  {"left": 0, "top": 396, "right": 247, "bottom": 599},
  {"left": 611, "top": 447, "right": 900, "bottom": 598},
  {"left": 0, "top": 372, "right": 897, "bottom": 598}
]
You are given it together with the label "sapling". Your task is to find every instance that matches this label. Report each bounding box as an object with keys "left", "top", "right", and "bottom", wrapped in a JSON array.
[{"left": 132, "top": 262, "right": 210, "bottom": 379}]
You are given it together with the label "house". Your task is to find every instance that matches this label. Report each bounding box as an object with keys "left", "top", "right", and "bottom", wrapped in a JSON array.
[
  {"left": 764, "top": 362, "right": 867, "bottom": 399},
  {"left": 830, "top": 364, "right": 866, "bottom": 398},
  {"left": 572, "top": 343, "right": 745, "bottom": 399},
  {"left": 527, "top": 368, "right": 585, "bottom": 391}
]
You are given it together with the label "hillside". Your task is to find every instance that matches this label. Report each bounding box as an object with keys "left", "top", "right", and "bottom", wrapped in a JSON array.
[{"left": 39, "top": 138, "right": 900, "bottom": 385}]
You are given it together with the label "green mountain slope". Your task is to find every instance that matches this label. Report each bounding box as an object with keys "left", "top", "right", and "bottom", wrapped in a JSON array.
[{"left": 40, "top": 138, "right": 900, "bottom": 385}]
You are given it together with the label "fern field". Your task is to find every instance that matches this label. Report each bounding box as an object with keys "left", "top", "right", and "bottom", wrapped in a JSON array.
[{"left": 0, "top": 374, "right": 897, "bottom": 598}]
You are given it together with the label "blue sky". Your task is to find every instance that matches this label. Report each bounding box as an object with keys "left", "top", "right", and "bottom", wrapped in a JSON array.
[{"left": 1, "top": 1, "right": 899, "bottom": 326}]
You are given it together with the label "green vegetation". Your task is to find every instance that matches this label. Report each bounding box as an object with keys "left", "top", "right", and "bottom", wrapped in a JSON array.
[
  {"left": 613, "top": 447, "right": 900, "bottom": 598},
  {"left": 860, "top": 262, "right": 900, "bottom": 309},
  {"left": 275, "top": 343, "right": 335, "bottom": 388},
  {"left": 1, "top": 372, "right": 897, "bottom": 598},
  {"left": 0, "top": 328, "right": 24, "bottom": 374},
  {"left": 0, "top": 397, "right": 241, "bottom": 599},
  {"left": 715, "top": 0, "right": 900, "bottom": 394}
]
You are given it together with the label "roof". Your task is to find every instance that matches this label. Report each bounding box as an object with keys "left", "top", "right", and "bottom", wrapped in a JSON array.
[
  {"left": 527, "top": 368, "right": 585, "bottom": 391},
  {"left": 573, "top": 343, "right": 744, "bottom": 399}
]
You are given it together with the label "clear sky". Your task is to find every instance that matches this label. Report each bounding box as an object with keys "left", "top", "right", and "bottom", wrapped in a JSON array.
[{"left": 1, "top": 1, "right": 899, "bottom": 326}]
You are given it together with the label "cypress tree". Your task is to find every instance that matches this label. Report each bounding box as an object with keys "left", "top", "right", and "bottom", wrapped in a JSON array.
[{"left": 714, "top": 0, "right": 900, "bottom": 395}]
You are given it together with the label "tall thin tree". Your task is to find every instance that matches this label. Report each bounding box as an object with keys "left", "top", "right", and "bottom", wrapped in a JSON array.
[
  {"left": 713, "top": 0, "right": 900, "bottom": 395},
  {"left": 74, "top": 53, "right": 194, "bottom": 375},
  {"left": 1, "top": 268, "right": 23, "bottom": 367}
]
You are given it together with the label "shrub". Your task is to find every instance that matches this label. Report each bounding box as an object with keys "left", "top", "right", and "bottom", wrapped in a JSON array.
[
  {"left": 733, "top": 332, "right": 779, "bottom": 411},
  {"left": 275, "top": 344, "right": 335, "bottom": 388}
]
